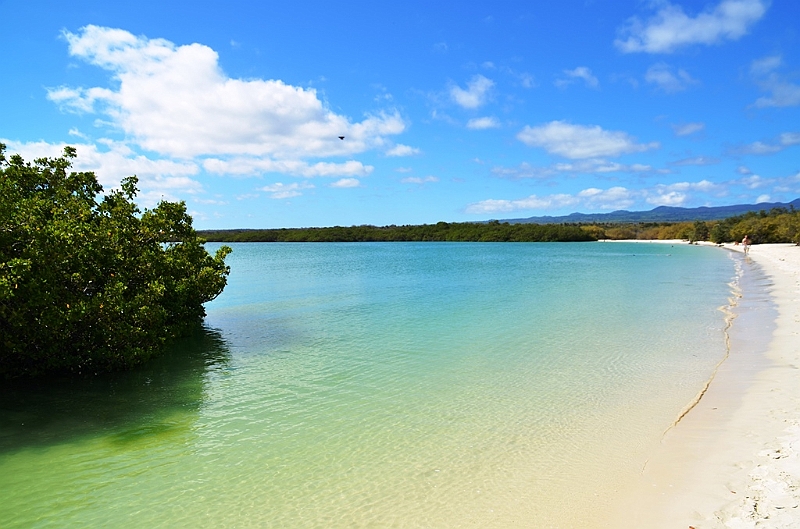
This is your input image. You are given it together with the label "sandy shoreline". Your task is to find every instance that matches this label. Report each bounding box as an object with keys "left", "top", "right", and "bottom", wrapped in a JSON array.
[{"left": 607, "top": 242, "right": 800, "bottom": 527}]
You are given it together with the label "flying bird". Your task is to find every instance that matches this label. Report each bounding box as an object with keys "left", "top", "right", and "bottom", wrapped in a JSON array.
[{"left": 338, "top": 136, "right": 345, "bottom": 140}]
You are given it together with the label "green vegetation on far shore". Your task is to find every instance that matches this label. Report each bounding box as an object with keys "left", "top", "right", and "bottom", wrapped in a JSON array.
[
  {"left": 199, "top": 206, "right": 800, "bottom": 245},
  {"left": 198, "top": 221, "right": 595, "bottom": 242}
]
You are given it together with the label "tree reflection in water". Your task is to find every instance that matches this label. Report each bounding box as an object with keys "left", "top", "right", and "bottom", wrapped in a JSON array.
[{"left": 0, "top": 327, "right": 230, "bottom": 454}]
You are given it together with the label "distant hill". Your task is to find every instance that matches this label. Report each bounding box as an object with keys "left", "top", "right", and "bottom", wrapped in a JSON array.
[{"left": 503, "top": 198, "right": 800, "bottom": 224}]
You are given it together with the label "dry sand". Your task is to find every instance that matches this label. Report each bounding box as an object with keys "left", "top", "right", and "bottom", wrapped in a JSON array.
[{"left": 609, "top": 242, "right": 800, "bottom": 528}]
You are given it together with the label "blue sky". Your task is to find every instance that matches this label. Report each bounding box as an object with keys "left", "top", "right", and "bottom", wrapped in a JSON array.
[{"left": 2, "top": 0, "right": 799, "bottom": 228}]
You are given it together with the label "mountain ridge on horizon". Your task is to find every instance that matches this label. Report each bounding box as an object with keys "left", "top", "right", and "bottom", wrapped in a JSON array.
[{"left": 501, "top": 198, "right": 800, "bottom": 224}]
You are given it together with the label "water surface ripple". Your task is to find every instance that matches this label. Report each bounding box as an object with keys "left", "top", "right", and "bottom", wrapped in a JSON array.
[{"left": 1, "top": 242, "right": 737, "bottom": 527}]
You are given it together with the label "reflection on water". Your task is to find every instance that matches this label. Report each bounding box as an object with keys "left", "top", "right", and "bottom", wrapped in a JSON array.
[{"left": 0, "top": 327, "right": 230, "bottom": 455}]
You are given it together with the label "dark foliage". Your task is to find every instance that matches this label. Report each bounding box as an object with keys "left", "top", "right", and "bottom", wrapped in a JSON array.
[
  {"left": 199, "top": 221, "right": 596, "bottom": 243},
  {"left": 0, "top": 144, "right": 231, "bottom": 378}
]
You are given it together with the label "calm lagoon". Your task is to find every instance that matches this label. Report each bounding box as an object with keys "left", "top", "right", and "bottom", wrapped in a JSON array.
[{"left": 0, "top": 242, "right": 738, "bottom": 527}]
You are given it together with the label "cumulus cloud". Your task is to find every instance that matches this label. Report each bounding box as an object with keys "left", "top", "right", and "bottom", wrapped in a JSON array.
[
  {"left": 647, "top": 180, "right": 721, "bottom": 206},
  {"left": 450, "top": 75, "right": 494, "bottom": 109},
  {"left": 555, "top": 67, "right": 599, "bottom": 88},
  {"left": 615, "top": 0, "right": 768, "bottom": 54},
  {"left": 516, "top": 121, "right": 659, "bottom": 159},
  {"left": 47, "top": 25, "right": 405, "bottom": 162},
  {"left": 261, "top": 182, "right": 314, "bottom": 199},
  {"left": 672, "top": 122, "right": 705, "bottom": 136},
  {"left": 645, "top": 63, "right": 698, "bottom": 93},
  {"left": 466, "top": 116, "right": 501, "bottom": 130},
  {"left": 2, "top": 138, "right": 201, "bottom": 205},
  {"left": 736, "top": 174, "right": 773, "bottom": 188},
  {"left": 750, "top": 55, "right": 800, "bottom": 108}
]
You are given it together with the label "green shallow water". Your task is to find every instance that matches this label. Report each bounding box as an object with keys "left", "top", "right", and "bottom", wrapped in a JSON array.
[{"left": 0, "top": 242, "right": 738, "bottom": 528}]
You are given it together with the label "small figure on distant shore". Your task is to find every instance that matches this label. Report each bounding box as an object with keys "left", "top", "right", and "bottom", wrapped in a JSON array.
[{"left": 742, "top": 234, "right": 751, "bottom": 254}]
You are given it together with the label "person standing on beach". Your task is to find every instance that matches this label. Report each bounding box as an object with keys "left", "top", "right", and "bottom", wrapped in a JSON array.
[{"left": 742, "top": 234, "right": 751, "bottom": 254}]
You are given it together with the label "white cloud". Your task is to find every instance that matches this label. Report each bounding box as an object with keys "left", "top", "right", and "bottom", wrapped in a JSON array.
[
  {"left": 401, "top": 176, "right": 439, "bottom": 184},
  {"left": 465, "top": 186, "right": 636, "bottom": 214},
  {"left": 738, "top": 175, "right": 766, "bottom": 188},
  {"left": 738, "top": 132, "right": 800, "bottom": 155},
  {"left": 737, "top": 165, "right": 752, "bottom": 175},
  {"left": 750, "top": 55, "right": 782, "bottom": 76},
  {"left": 490, "top": 160, "right": 638, "bottom": 180},
  {"left": 466, "top": 179, "right": 734, "bottom": 215},
  {"left": 670, "top": 156, "right": 719, "bottom": 166},
  {"left": 48, "top": 25, "right": 405, "bottom": 161},
  {"left": 645, "top": 63, "right": 698, "bottom": 93},
  {"left": 330, "top": 178, "right": 361, "bottom": 188},
  {"left": 203, "top": 158, "right": 372, "bottom": 177},
  {"left": 2, "top": 139, "right": 201, "bottom": 205},
  {"left": 646, "top": 180, "right": 722, "bottom": 206},
  {"left": 756, "top": 194, "right": 771, "bottom": 203},
  {"left": 466, "top": 116, "right": 501, "bottom": 130},
  {"left": 672, "top": 122, "right": 705, "bottom": 136},
  {"left": 555, "top": 66, "right": 599, "bottom": 88},
  {"left": 450, "top": 75, "right": 494, "bottom": 109},
  {"left": 615, "top": 0, "right": 768, "bottom": 53},
  {"left": 260, "top": 182, "right": 314, "bottom": 199},
  {"left": 385, "top": 144, "right": 421, "bottom": 157},
  {"left": 517, "top": 121, "right": 659, "bottom": 159},
  {"left": 750, "top": 55, "right": 800, "bottom": 108},
  {"left": 517, "top": 72, "right": 537, "bottom": 89},
  {"left": 465, "top": 194, "right": 580, "bottom": 214},
  {"left": 578, "top": 186, "right": 637, "bottom": 209},
  {"left": 754, "top": 82, "right": 800, "bottom": 108}
]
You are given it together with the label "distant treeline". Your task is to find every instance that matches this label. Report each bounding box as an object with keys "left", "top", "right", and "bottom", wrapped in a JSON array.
[
  {"left": 590, "top": 206, "right": 800, "bottom": 244},
  {"left": 199, "top": 206, "right": 800, "bottom": 245},
  {"left": 199, "top": 221, "right": 595, "bottom": 242}
]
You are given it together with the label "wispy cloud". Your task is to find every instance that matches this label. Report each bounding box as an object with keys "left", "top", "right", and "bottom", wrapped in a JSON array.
[
  {"left": 615, "top": 0, "right": 769, "bottom": 53},
  {"left": 645, "top": 63, "right": 698, "bottom": 93},
  {"left": 735, "top": 132, "right": 800, "bottom": 155},
  {"left": 261, "top": 182, "right": 314, "bottom": 199},
  {"left": 330, "top": 178, "right": 361, "bottom": 188},
  {"left": 401, "top": 176, "right": 439, "bottom": 184},
  {"left": 203, "top": 158, "right": 373, "bottom": 177},
  {"left": 465, "top": 180, "right": 726, "bottom": 214},
  {"left": 450, "top": 75, "right": 494, "bottom": 109},
  {"left": 555, "top": 66, "right": 599, "bottom": 88},
  {"left": 749, "top": 55, "right": 800, "bottom": 108},
  {"left": 672, "top": 122, "right": 705, "bottom": 136},
  {"left": 465, "top": 171, "right": 800, "bottom": 216},
  {"left": 669, "top": 156, "right": 719, "bottom": 166},
  {"left": 466, "top": 116, "right": 501, "bottom": 130},
  {"left": 492, "top": 159, "right": 655, "bottom": 179},
  {"left": 385, "top": 144, "right": 421, "bottom": 157},
  {"left": 517, "top": 121, "right": 659, "bottom": 160}
]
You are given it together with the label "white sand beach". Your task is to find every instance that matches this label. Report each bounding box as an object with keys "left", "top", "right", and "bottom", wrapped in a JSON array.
[{"left": 610, "top": 243, "right": 800, "bottom": 528}]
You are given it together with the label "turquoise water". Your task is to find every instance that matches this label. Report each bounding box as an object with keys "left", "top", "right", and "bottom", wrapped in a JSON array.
[{"left": 0, "top": 242, "right": 738, "bottom": 527}]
